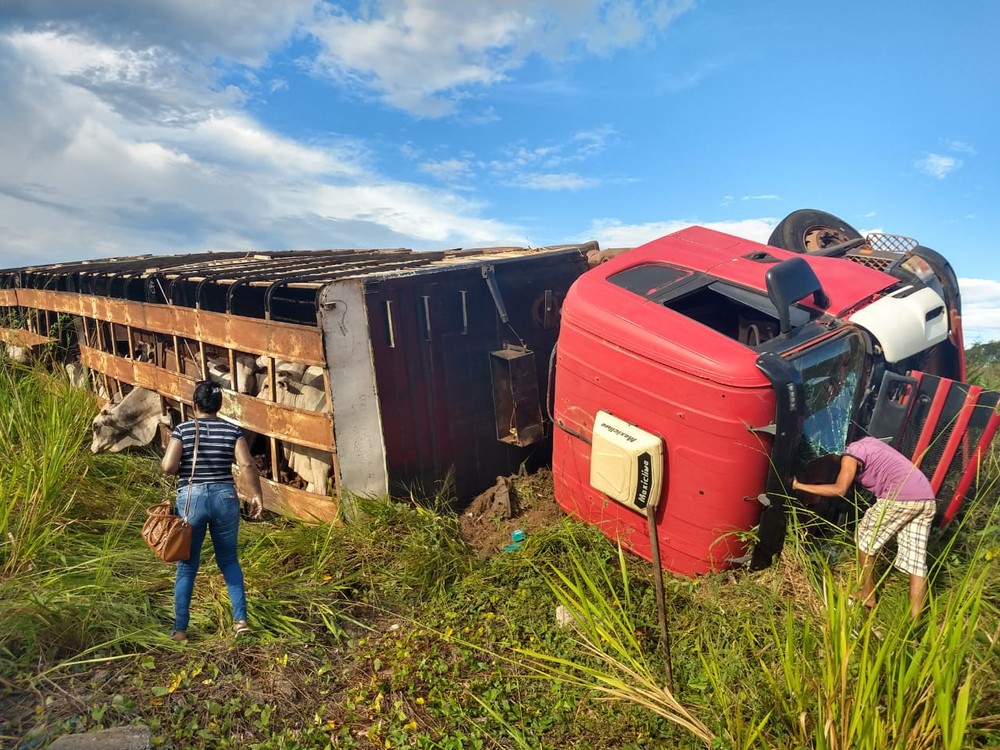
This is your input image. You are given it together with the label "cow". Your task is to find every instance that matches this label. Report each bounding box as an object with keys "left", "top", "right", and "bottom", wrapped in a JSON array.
[
  {"left": 254, "top": 357, "right": 325, "bottom": 390},
  {"left": 90, "top": 387, "right": 170, "bottom": 454},
  {"left": 258, "top": 361, "right": 332, "bottom": 494},
  {"left": 208, "top": 353, "right": 263, "bottom": 394},
  {"left": 88, "top": 357, "right": 333, "bottom": 495},
  {"left": 65, "top": 360, "right": 88, "bottom": 388},
  {"left": 4, "top": 344, "right": 31, "bottom": 364}
]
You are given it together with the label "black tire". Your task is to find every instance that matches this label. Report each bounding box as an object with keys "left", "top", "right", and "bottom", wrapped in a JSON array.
[{"left": 767, "top": 209, "right": 862, "bottom": 253}]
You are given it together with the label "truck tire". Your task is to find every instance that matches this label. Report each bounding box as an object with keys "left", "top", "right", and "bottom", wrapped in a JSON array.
[{"left": 767, "top": 209, "right": 862, "bottom": 253}]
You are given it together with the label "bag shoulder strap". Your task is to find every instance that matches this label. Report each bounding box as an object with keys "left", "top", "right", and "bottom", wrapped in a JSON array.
[{"left": 179, "top": 417, "right": 200, "bottom": 519}]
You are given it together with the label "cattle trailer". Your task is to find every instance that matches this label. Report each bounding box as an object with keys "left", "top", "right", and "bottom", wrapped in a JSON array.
[{"left": 0, "top": 245, "right": 593, "bottom": 520}]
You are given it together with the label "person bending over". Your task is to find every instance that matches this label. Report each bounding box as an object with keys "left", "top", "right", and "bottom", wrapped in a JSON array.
[
  {"left": 791, "top": 436, "right": 936, "bottom": 618},
  {"left": 160, "top": 380, "right": 264, "bottom": 641}
]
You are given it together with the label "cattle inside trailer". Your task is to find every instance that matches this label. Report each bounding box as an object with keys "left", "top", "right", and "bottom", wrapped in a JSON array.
[{"left": 0, "top": 244, "right": 594, "bottom": 520}]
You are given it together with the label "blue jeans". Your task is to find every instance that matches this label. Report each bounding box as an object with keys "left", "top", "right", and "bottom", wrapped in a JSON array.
[{"left": 173, "top": 481, "right": 247, "bottom": 632}]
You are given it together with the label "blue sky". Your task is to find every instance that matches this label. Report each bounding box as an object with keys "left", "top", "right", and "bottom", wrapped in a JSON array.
[{"left": 1, "top": 1, "right": 997, "bottom": 340}]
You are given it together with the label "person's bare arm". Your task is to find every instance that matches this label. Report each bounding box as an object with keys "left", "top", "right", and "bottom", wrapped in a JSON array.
[
  {"left": 161, "top": 438, "right": 182, "bottom": 475},
  {"left": 792, "top": 455, "right": 859, "bottom": 497},
  {"left": 235, "top": 436, "right": 264, "bottom": 518}
]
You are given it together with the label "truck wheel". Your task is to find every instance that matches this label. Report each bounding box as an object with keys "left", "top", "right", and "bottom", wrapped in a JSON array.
[{"left": 767, "top": 209, "right": 862, "bottom": 253}]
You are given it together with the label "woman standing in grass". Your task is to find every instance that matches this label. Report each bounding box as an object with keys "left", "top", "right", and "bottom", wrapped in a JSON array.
[{"left": 160, "top": 380, "right": 264, "bottom": 641}]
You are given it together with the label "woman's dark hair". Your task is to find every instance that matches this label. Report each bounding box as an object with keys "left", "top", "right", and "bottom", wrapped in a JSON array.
[{"left": 193, "top": 380, "right": 223, "bottom": 414}]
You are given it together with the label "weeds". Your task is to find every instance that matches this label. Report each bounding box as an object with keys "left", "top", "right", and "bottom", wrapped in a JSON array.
[
  {"left": 1, "top": 362, "right": 999, "bottom": 749},
  {"left": 0, "top": 364, "right": 94, "bottom": 577}
]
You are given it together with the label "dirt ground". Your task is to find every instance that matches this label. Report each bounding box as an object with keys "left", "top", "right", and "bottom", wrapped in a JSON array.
[{"left": 457, "top": 469, "right": 565, "bottom": 559}]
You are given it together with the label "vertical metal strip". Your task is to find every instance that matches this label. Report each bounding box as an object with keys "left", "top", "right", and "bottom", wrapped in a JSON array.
[
  {"left": 198, "top": 339, "right": 207, "bottom": 381},
  {"left": 929, "top": 385, "right": 981, "bottom": 493},
  {"left": 95, "top": 321, "right": 112, "bottom": 399},
  {"left": 941, "top": 406, "right": 1000, "bottom": 526},
  {"left": 422, "top": 295, "right": 432, "bottom": 340},
  {"left": 266, "top": 356, "right": 280, "bottom": 483},
  {"left": 228, "top": 348, "right": 237, "bottom": 392},
  {"left": 323, "top": 368, "right": 340, "bottom": 496},
  {"left": 910, "top": 378, "right": 952, "bottom": 468},
  {"left": 384, "top": 301, "right": 395, "bottom": 348},
  {"left": 171, "top": 334, "right": 181, "bottom": 373}
]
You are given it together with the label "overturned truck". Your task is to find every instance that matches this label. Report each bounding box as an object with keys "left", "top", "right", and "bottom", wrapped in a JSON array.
[
  {"left": 0, "top": 244, "right": 593, "bottom": 520},
  {"left": 3, "top": 209, "right": 996, "bottom": 575},
  {"left": 552, "top": 210, "right": 999, "bottom": 575}
]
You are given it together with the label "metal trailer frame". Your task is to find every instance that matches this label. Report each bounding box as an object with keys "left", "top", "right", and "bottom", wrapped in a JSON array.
[{"left": 0, "top": 243, "right": 594, "bottom": 520}]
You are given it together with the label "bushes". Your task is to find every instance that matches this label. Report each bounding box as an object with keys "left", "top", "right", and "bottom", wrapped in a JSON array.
[{"left": 2, "top": 363, "right": 1000, "bottom": 748}]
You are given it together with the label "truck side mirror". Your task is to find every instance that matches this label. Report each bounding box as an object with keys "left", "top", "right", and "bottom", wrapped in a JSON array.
[{"left": 765, "top": 257, "right": 829, "bottom": 336}]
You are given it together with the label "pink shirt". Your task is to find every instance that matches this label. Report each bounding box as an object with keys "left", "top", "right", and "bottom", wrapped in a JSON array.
[{"left": 845, "top": 437, "right": 935, "bottom": 502}]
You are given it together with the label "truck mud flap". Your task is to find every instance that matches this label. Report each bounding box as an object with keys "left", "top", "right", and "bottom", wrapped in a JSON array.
[{"left": 867, "top": 370, "right": 1000, "bottom": 525}]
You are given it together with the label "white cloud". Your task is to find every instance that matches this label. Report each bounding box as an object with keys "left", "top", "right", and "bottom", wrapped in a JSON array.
[
  {"left": 720, "top": 194, "right": 777, "bottom": 207},
  {"left": 308, "top": 0, "right": 695, "bottom": 116},
  {"left": 418, "top": 158, "right": 474, "bottom": 183},
  {"left": 958, "top": 278, "right": 1000, "bottom": 343},
  {"left": 585, "top": 217, "right": 776, "bottom": 249},
  {"left": 0, "top": 3, "right": 678, "bottom": 268},
  {"left": 942, "top": 137, "right": 976, "bottom": 155},
  {"left": 916, "top": 153, "right": 962, "bottom": 179},
  {"left": 518, "top": 173, "right": 599, "bottom": 191},
  {"left": 0, "top": 0, "right": 315, "bottom": 66},
  {"left": 487, "top": 127, "right": 619, "bottom": 190},
  {"left": 0, "top": 18, "right": 525, "bottom": 266}
]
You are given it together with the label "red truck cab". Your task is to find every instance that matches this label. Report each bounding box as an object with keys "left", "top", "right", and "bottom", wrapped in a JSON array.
[{"left": 552, "top": 216, "right": 981, "bottom": 576}]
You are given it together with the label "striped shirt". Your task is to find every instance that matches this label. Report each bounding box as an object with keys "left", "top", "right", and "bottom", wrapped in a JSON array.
[{"left": 171, "top": 417, "right": 244, "bottom": 488}]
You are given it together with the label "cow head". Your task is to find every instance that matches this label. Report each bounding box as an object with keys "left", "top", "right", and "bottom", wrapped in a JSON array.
[{"left": 90, "top": 387, "right": 171, "bottom": 454}]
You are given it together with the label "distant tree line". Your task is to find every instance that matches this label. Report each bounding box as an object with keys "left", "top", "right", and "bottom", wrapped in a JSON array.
[{"left": 966, "top": 340, "right": 1000, "bottom": 388}]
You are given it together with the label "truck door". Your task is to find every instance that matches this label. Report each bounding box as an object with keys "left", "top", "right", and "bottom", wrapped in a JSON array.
[{"left": 866, "top": 370, "right": 1000, "bottom": 525}]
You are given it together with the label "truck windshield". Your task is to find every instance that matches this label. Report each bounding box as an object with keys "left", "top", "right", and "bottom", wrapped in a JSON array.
[{"left": 790, "top": 331, "right": 867, "bottom": 462}]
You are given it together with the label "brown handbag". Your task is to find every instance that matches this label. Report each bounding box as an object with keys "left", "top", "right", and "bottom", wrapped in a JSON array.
[{"left": 142, "top": 419, "right": 199, "bottom": 563}]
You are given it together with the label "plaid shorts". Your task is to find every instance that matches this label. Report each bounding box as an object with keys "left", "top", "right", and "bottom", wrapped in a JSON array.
[{"left": 856, "top": 497, "right": 937, "bottom": 577}]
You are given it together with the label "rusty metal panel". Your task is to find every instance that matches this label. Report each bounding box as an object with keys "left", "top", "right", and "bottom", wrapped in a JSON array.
[
  {"left": 80, "top": 346, "right": 336, "bottom": 452},
  {"left": 0, "top": 327, "right": 51, "bottom": 347},
  {"left": 0, "top": 289, "right": 20, "bottom": 306},
  {"left": 13, "top": 289, "right": 325, "bottom": 365},
  {"left": 234, "top": 466, "right": 338, "bottom": 522},
  {"left": 224, "top": 391, "right": 335, "bottom": 453}
]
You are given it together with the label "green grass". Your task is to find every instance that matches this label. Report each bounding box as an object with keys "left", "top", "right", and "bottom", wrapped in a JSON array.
[{"left": 1, "top": 360, "right": 999, "bottom": 749}]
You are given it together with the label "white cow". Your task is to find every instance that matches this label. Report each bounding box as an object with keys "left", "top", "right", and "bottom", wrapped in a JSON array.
[
  {"left": 4, "top": 344, "right": 31, "bottom": 364},
  {"left": 258, "top": 360, "right": 332, "bottom": 494},
  {"left": 207, "top": 354, "right": 263, "bottom": 394},
  {"left": 254, "top": 357, "right": 325, "bottom": 390},
  {"left": 90, "top": 387, "right": 170, "bottom": 454},
  {"left": 65, "top": 361, "right": 88, "bottom": 388}
]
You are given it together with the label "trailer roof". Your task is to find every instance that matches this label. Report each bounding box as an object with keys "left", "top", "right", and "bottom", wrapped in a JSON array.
[
  {"left": 0, "top": 243, "right": 596, "bottom": 325},
  {"left": 0, "top": 244, "right": 595, "bottom": 289}
]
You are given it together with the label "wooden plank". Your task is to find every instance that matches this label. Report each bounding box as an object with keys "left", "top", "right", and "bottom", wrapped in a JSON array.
[
  {"left": 10, "top": 289, "right": 325, "bottom": 365},
  {"left": 79, "top": 346, "right": 336, "bottom": 452}
]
